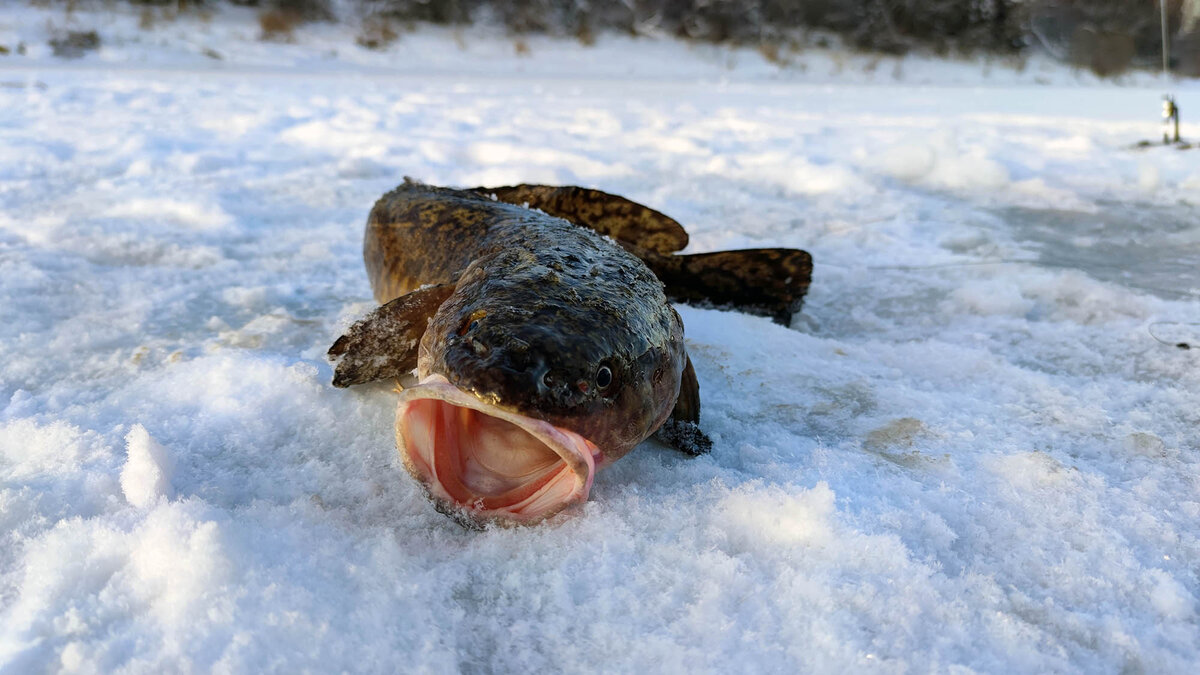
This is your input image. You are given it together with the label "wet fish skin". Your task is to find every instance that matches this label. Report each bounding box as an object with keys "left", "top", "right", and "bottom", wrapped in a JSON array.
[
  {"left": 329, "top": 180, "right": 812, "bottom": 523},
  {"left": 373, "top": 181, "right": 686, "bottom": 465}
]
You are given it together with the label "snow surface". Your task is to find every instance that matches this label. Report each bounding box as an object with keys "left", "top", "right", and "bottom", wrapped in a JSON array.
[
  {"left": 120, "top": 424, "right": 174, "bottom": 509},
  {"left": 2, "top": 5, "right": 1200, "bottom": 674}
]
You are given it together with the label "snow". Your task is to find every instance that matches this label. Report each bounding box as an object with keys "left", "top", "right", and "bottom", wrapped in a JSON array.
[
  {"left": 120, "top": 425, "right": 174, "bottom": 508},
  {"left": 2, "top": 4, "right": 1200, "bottom": 673}
]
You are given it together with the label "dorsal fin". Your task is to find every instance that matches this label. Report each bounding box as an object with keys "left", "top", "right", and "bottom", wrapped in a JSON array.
[{"left": 469, "top": 184, "right": 689, "bottom": 255}]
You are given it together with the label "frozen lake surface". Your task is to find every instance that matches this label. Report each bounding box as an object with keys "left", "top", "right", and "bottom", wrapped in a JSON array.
[{"left": 2, "top": 10, "right": 1200, "bottom": 672}]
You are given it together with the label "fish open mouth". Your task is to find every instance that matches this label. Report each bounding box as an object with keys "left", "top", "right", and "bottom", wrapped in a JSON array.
[{"left": 395, "top": 375, "right": 599, "bottom": 525}]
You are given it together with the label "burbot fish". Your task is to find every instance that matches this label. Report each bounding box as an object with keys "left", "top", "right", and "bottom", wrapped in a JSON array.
[{"left": 329, "top": 180, "right": 811, "bottom": 525}]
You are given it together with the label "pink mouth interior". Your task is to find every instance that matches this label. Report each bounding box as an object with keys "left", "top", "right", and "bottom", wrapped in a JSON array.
[{"left": 398, "top": 388, "right": 598, "bottom": 523}]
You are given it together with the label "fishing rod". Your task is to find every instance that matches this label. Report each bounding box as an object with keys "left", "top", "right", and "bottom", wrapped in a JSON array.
[{"left": 1162, "top": 0, "right": 1181, "bottom": 144}]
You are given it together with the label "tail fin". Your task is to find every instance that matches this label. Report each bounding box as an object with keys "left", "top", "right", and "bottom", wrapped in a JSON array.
[{"left": 642, "top": 248, "right": 813, "bottom": 325}]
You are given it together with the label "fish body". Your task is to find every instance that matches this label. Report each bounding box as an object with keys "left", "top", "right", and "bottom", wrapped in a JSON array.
[{"left": 329, "top": 180, "right": 811, "bottom": 525}]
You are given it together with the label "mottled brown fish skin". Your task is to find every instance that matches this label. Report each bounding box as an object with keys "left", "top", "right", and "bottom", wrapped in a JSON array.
[
  {"left": 466, "top": 184, "right": 690, "bottom": 256},
  {"left": 364, "top": 184, "right": 491, "bottom": 303},
  {"left": 369, "top": 181, "right": 685, "bottom": 465},
  {"left": 473, "top": 184, "right": 811, "bottom": 326}
]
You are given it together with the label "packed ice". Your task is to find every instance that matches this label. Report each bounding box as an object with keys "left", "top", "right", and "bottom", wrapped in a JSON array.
[{"left": 1, "top": 4, "right": 1199, "bottom": 672}]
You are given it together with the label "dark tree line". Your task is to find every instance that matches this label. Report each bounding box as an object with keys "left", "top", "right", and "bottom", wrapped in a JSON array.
[{"left": 72, "top": 1, "right": 1200, "bottom": 75}]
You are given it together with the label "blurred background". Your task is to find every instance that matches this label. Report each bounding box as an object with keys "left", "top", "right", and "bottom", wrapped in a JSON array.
[{"left": 19, "top": 1, "right": 1200, "bottom": 78}]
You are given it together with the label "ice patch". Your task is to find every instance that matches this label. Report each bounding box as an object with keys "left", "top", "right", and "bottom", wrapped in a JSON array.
[
  {"left": 120, "top": 425, "right": 174, "bottom": 508},
  {"left": 863, "top": 417, "right": 936, "bottom": 463},
  {"left": 1123, "top": 432, "right": 1168, "bottom": 459},
  {"left": 989, "top": 451, "right": 1073, "bottom": 491}
]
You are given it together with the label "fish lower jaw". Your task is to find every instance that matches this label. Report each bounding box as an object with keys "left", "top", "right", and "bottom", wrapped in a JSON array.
[{"left": 395, "top": 375, "right": 598, "bottom": 526}]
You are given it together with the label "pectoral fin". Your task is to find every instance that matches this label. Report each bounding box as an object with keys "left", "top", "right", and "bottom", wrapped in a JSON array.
[
  {"left": 469, "top": 184, "right": 689, "bottom": 255},
  {"left": 655, "top": 353, "right": 712, "bottom": 456},
  {"left": 643, "top": 248, "right": 813, "bottom": 325},
  {"left": 327, "top": 284, "right": 455, "bottom": 388}
]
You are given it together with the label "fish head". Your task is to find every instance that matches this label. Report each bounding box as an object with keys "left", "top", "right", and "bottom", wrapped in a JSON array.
[{"left": 396, "top": 249, "right": 684, "bottom": 526}]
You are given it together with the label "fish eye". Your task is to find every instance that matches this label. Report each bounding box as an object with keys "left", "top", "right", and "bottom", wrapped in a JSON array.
[{"left": 595, "top": 365, "right": 613, "bottom": 390}]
